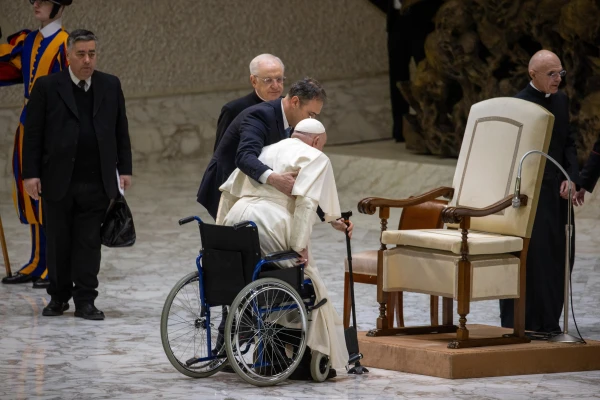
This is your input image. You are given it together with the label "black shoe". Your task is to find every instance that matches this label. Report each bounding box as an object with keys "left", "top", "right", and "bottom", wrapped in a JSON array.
[
  {"left": 32, "top": 278, "right": 50, "bottom": 289},
  {"left": 2, "top": 272, "right": 34, "bottom": 284},
  {"left": 42, "top": 299, "right": 69, "bottom": 316},
  {"left": 74, "top": 303, "right": 105, "bottom": 320},
  {"left": 327, "top": 368, "right": 337, "bottom": 380}
]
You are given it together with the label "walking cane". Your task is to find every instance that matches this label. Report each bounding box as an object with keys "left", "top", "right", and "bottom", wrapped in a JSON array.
[
  {"left": 0, "top": 213, "right": 12, "bottom": 278},
  {"left": 341, "top": 210, "right": 368, "bottom": 375}
]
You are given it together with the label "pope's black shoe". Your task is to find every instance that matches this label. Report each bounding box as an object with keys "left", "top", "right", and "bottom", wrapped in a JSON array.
[
  {"left": 42, "top": 299, "right": 69, "bottom": 316},
  {"left": 75, "top": 303, "right": 105, "bottom": 320},
  {"left": 2, "top": 272, "right": 34, "bottom": 284},
  {"left": 32, "top": 278, "right": 50, "bottom": 289}
]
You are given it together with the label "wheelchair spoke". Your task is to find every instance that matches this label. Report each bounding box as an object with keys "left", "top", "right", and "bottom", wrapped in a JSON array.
[
  {"left": 225, "top": 278, "right": 309, "bottom": 386},
  {"left": 161, "top": 272, "right": 228, "bottom": 378}
]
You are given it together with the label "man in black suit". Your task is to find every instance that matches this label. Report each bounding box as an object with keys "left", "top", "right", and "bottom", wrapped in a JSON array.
[
  {"left": 22, "top": 29, "right": 132, "bottom": 320},
  {"left": 197, "top": 77, "right": 326, "bottom": 220},
  {"left": 573, "top": 137, "right": 600, "bottom": 206},
  {"left": 213, "top": 54, "right": 285, "bottom": 151},
  {"left": 371, "top": 0, "right": 442, "bottom": 142}
]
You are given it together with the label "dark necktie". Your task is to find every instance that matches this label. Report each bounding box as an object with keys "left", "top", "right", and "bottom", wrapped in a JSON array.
[
  {"left": 78, "top": 80, "right": 86, "bottom": 90},
  {"left": 284, "top": 126, "right": 293, "bottom": 138}
]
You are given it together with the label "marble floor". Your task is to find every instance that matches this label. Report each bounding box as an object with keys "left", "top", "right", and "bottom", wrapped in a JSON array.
[{"left": 1, "top": 158, "right": 599, "bottom": 400}]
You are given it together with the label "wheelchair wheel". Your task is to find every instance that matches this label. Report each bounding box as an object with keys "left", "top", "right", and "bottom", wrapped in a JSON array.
[
  {"left": 161, "top": 271, "right": 228, "bottom": 378},
  {"left": 310, "top": 350, "right": 331, "bottom": 382},
  {"left": 225, "top": 278, "right": 308, "bottom": 386}
]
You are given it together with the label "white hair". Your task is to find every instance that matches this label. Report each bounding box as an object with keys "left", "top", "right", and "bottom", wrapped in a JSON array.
[{"left": 249, "top": 54, "right": 284, "bottom": 75}]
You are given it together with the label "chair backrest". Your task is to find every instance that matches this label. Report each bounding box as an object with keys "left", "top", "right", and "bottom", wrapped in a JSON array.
[
  {"left": 199, "top": 223, "right": 261, "bottom": 306},
  {"left": 448, "top": 97, "right": 554, "bottom": 238},
  {"left": 398, "top": 200, "right": 448, "bottom": 230}
]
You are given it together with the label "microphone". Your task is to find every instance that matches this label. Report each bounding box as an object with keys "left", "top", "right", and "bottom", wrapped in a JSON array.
[{"left": 512, "top": 176, "right": 521, "bottom": 208}]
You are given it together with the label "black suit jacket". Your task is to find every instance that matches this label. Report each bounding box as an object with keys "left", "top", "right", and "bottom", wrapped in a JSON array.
[
  {"left": 197, "top": 98, "right": 286, "bottom": 218},
  {"left": 579, "top": 137, "right": 600, "bottom": 193},
  {"left": 22, "top": 69, "right": 132, "bottom": 201},
  {"left": 213, "top": 91, "right": 263, "bottom": 151}
]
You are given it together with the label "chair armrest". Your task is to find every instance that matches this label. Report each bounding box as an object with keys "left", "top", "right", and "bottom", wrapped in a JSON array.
[
  {"left": 441, "top": 194, "right": 528, "bottom": 224},
  {"left": 263, "top": 249, "right": 301, "bottom": 262},
  {"left": 358, "top": 186, "right": 455, "bottom": 215}
]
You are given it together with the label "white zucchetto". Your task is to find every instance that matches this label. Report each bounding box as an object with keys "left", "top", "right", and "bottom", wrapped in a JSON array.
[{"left": 294, "top": 118, "right": 325, "bottom": 134}]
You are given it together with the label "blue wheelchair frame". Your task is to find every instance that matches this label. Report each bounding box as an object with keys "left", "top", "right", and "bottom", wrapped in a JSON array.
[{"left": 179, "top": 216, "right": 312, "bottom": 369}]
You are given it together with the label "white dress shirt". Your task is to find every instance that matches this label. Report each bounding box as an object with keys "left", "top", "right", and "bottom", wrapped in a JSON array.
[
  {"left": 68, "top": 66, "right": 92, "bottom": 92},
  {"left": 257, "top": 100, "right": 290, "bottom": 183}
]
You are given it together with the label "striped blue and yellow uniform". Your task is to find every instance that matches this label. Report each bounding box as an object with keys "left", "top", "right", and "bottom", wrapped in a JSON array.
[{"left": 0, "top": 27, "right": 69, "bottom": 279}]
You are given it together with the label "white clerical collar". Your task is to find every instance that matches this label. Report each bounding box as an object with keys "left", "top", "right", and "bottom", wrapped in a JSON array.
[
  {"left": 68, "top": 66, "right": 92, "bottom": 92},
  {"left": 40, "top": 19, "right": 62, "bottom": 38},
  {"left": 281, "top": 99, "right": 289, "bottom": 130},
  {"left": 530, "top": 81, "right": 551, "bottom": 98},
  {"left": 255, "top": 90, "right": 266, "bottom": 102}
]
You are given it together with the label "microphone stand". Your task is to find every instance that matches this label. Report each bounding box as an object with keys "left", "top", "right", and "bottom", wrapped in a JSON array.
[{"left": 512, "top": 150, "right": 584, "bottom": 344}]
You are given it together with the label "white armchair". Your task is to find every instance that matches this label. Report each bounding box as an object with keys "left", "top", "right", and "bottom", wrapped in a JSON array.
[{"left": 358, "top": 97, "right": 554, "bottom": 348}]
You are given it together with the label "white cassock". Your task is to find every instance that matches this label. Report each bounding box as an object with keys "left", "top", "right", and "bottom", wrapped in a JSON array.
[{"left": 216, "top": 138, "right": 349, "bottom": 369}]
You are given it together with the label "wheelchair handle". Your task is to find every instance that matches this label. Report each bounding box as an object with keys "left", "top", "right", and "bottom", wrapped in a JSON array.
[
  {"left": 233, "top": 220, "right": 257, "bottom": 230},
  {"left": 179, "top": 216, "right": 202, "bottom": 225}
]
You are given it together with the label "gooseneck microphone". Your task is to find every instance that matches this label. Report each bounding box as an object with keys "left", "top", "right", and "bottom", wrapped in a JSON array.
[{"left": 512, "top": 149, "right": 583, "bottom": 343}]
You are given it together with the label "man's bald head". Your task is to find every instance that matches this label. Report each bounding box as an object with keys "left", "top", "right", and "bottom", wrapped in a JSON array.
[{"left": 528, "top": 50, "right": 564, "bottom": 95}]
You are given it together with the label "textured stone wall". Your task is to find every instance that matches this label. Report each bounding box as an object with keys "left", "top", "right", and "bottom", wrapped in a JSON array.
[
  {"left": 0, "top": 0, "right": 387, "bottom": 107},
  {"left": 400, "top": 0, "right": 600, "bottom": 164}
]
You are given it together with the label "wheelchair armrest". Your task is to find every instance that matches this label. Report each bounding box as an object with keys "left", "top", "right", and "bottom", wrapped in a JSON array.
[{"left": 263, "top": 249, "right": 301, "bottom": 262}]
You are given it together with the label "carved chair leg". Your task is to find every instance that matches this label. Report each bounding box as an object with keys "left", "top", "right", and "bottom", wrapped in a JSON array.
[
  {"left": 343, "top": 272, "right": 351, "bottom": 329},
  {"left": 395, "top": 291, "right": 404, "bottom": 327},
  {"left": 456, "top": 258, "right": 471, "bottom": 341},
  {"left": 376, "top": 208, "right": 390, "bottom": 330},
  {"left": 430, "top": 295, "right": 439, "bottom": 326}
]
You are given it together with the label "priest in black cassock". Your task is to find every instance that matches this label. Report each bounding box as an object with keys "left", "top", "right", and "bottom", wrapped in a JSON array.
[
  {"left": 212, "top": 54, "right": 285, "bottom": 151},
  {"left": 500, "top": 50, "right": 579, "bottom": 334}
]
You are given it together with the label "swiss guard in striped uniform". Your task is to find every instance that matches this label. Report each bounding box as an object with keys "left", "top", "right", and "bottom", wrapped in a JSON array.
[{"left": 1, "top": 0, "right": 72, "bottom": 289}]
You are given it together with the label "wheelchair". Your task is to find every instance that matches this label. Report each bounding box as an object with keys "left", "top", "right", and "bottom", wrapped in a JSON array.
[{"left": 160, "top": 216, "right": 333, "bottom": 387}]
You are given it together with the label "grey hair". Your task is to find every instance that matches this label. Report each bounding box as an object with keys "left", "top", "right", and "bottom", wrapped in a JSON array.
[
  {"left": 249, "top": 54, "right": 284, "bottom": 75},
  {"left": 67, "top": 29, "right": 98, "bottom": 50}
]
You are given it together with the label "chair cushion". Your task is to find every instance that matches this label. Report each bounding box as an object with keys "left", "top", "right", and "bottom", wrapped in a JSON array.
[
  {"left": 383, "top": 246, "right": 520, "bottom": 301},
  {"left": 344, "top": 250, "right": 378, "bottom": 276},
  {"left": 381, "top": 229, "right": 523, "bottom": 255}
]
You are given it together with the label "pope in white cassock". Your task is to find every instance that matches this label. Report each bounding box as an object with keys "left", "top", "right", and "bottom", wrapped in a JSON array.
[{"left": 215, "top": 118, "right": 350, "bottom": 370}]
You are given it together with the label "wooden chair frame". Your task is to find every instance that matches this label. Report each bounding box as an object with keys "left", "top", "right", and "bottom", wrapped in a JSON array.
[{"left": 358, "top": 186, "right": 531, "bottom": 349}]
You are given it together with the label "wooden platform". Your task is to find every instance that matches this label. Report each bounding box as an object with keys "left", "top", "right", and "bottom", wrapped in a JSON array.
[{"left": 358, "top": 324, "right": 600, "bottom": 379}]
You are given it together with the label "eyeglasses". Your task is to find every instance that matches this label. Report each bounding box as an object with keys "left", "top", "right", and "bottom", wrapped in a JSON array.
[
  {"left": 253, "top": 75, "right": 286, "bottom": 85},
  {"left": 547, "top": 70, "right": 566, "bottom": 79}
]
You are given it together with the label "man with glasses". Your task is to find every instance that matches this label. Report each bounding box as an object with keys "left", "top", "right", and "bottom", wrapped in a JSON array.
[
  {"left": 500, "top": 50, "right": 579, "bottom": 335},
  {"left": 0, "top": 0, "right": 72, "bottom": 289},
  {"left": 22, "top": 30, "right": 132, "bottom": 320},
  {"left": 213, "top": 54, "right": 285, "bottom": 151}
]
